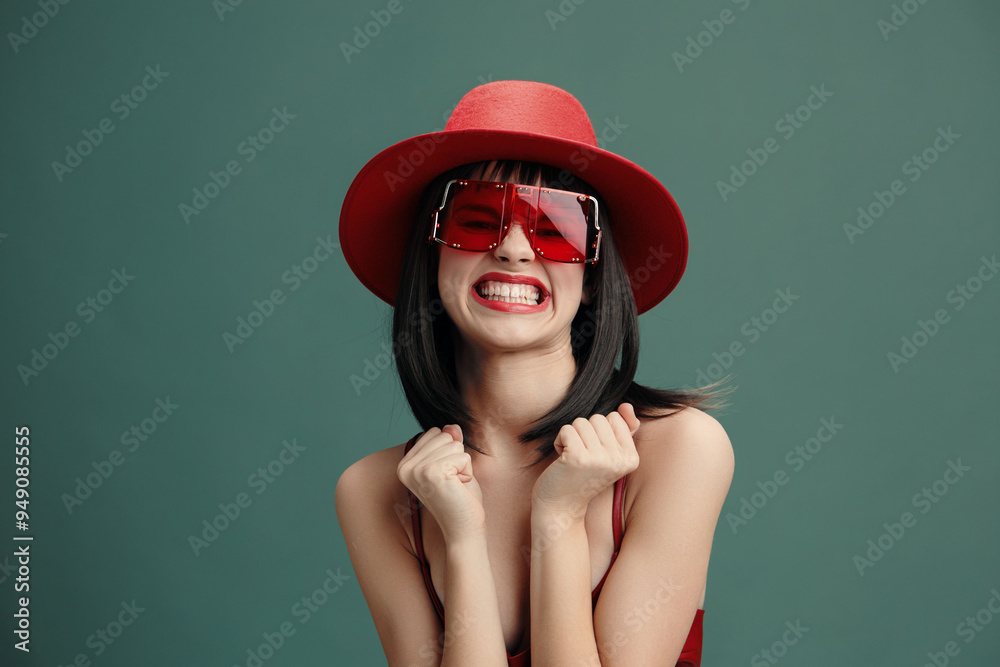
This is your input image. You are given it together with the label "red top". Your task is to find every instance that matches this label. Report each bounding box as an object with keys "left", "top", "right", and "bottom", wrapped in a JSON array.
[{"left": 403, "top": 433, "right": 704, "bottom": 666}]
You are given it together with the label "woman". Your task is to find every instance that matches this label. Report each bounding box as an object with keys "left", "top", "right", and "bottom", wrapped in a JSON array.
[{"left": 336, "top": 80, "right": 735, "bottom": 666}]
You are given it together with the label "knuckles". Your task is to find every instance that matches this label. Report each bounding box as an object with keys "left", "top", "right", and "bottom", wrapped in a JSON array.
[
  {"left": 396, "top": 426, "right": 474, "bottom": 508},
  {"left": 589, "top": 414, "right": 608, "bottom": 427}
]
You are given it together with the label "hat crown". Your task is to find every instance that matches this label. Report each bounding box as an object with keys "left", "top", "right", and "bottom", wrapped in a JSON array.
[{"left": 444, "top": 80, "right": 598, "bottom": 147}]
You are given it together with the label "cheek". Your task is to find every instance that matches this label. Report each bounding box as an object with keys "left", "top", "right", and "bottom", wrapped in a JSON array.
[
  {"left": 436, "top": 249, "right": 474, "bottom": 304},
  {"left": 551, "top": 267, "right": 587, "bottom": 301}
]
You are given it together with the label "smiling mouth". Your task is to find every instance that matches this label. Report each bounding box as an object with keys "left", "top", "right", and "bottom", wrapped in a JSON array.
[{"left": 474, "top": 280, "right": 545, "bottom": 306}]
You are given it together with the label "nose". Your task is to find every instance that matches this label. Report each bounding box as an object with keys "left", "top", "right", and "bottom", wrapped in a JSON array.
[{"left": 493, "top": 218, "right": 535, "bottom": 263}]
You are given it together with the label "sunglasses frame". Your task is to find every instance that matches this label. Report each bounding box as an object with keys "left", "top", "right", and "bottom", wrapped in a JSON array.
[{"left": 427, "top": 179, "right": 602, "bottom": 264}]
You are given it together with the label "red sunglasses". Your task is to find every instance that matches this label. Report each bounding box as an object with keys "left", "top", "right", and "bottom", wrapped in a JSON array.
[{"left": 428, "top": 179, "right": 602, "bottom": 263}]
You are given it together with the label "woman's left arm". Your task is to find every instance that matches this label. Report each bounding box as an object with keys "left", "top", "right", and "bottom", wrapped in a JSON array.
[{"left": 529, "top": 406, "right": 735, "bottom": 666}]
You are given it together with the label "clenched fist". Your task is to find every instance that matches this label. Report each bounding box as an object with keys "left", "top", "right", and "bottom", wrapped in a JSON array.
[
  {"left": 397, "top": 425, "right": 486, "bottom": 543},
  {"left": 531, "top": 403, "right": 641, "bottom": 518}
]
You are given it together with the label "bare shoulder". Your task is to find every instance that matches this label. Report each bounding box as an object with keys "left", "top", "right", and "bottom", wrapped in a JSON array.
[
  {"left": 627, "top": 406, "right": 735, "bottom": 513},
  {"left": 334, "top": 442, "right": 415, "bottom": 554},
  {"left": 635, "top": 405, "right": 735, "bottom": 466},
  {"left": 334, "top": 439, "right": 447, "bottom": 665},
  {"left": 336, "top": 442, "right": 408, "bottom": 499}
]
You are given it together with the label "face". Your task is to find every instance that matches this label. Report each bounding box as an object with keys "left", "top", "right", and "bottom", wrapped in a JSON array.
[{"left": 434, "top": 179, "right": 594, "bottom": 354}]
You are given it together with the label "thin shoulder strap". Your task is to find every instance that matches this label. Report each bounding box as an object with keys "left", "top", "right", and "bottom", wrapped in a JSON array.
[
  {"left": 402, "top": 433, "right": 424, "bottom": 561},
  {"left": 612, "top": 474, "right": 628, "bottom": 552},
  {"left": 402, "top": 432, "right": 446, "bottom": 622}
]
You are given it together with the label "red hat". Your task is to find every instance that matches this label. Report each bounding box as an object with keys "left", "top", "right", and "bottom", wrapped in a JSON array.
[{"left": 338, "top": 80, "right": 688, "bottom": 316}]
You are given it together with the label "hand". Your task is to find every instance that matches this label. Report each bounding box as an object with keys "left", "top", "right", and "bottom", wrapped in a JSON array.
[
  {"left": 397, "top": 424, "right": 486, "bottom": 543},
  {"left": 531, "top": 403, "right": 641, "bottom": 519}
]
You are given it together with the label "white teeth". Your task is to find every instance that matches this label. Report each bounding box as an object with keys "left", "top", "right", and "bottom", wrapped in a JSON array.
[
  {"left": 482, "top": 295, "right": 537, "bottom": 305},
  {"left": 475, "top": 280, "right": 542, "bottom": 304}
]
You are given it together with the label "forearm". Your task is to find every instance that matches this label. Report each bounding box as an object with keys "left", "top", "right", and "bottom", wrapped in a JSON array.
[
  {"left": 529, "top": 507, "right": 601, "bottom": 666},
  {"left": 440, "top": 532, "right": 508, "bottom": 667}
]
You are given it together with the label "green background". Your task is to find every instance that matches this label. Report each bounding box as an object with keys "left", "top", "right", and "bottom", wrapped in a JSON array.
[{"left": 2, "top": 0, "right": 998, "bottom": 665}]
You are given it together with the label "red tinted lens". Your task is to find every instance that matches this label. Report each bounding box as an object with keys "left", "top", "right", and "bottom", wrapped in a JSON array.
[
  {"left": 435, "top": 181, "right": 597, "bottom": 262},
  {"left": 436, "top": 181, "right": 506, "bottom": 251},
  {"left": 532, "top": 189, "right": 595, "bottom": 262}
]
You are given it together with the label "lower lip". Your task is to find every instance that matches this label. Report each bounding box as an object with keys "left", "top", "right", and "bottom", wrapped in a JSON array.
[{"left": 471, "top": 285, "right": 549, "bottom": 313}]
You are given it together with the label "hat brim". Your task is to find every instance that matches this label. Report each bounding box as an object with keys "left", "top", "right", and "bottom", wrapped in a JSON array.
[{"left": 338, "top": 128, "right": 688, "bottom": 316}]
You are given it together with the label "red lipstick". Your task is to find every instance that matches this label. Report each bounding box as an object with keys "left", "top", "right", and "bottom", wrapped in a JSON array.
[{"left": 472, "top": 272, "right": 550, "bottom": 313}]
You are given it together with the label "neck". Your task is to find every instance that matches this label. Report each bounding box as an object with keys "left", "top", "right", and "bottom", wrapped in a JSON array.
[{"left": 454, "top": 334, "right": 576, "bottom": 467}]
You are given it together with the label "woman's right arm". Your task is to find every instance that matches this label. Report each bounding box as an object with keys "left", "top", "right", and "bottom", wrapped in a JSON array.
[
  {"left": 437, "top": 527, "right": 508, "bottom": 666},
  {"left": 335, "top": 442, "right": 508, "bottom": 667}
]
